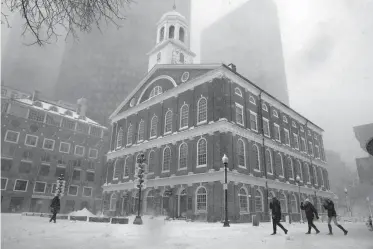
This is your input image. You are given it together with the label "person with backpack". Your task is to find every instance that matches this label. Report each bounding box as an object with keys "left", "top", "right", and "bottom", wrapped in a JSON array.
[
  {"left": 322, "top": 198, "right": 348, "bottom": 235},
  {"left": 49, "top": 196, "right": 60, "bottom": 223},
  {"left": 301, "top": 198, "right": 320, "bottom": 234},
  {"left": 269, "top": 197, "right": 288, "bottom": 235}
]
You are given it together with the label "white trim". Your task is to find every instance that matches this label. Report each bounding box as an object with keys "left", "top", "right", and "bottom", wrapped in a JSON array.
[
  {"left": 82, "top": 187, "right": 93, "bottom": 197},
  {"left": 284, "top": 128, "right": 290, "bottom": 146},
  {"left": 74, "top": 145, "right": 85, "bottom": 157},
  {"left": 273, "top": 110, "right": 279, "bottom": 118},
  {"left": 287, "top": 156, "right": 294, "bottom": 180},
  {"left": 59, "top": 142, "right": 71, "bottom": 154},
  {"left": 33, "top": 181, "right": 47, "bottom": 194},
  {"left": 234, "top": 87, "right": 243, "bottom": 97},
  {"left": 162, "top": 146, "right": 172, "bottom": 173},
  {"left": 113, "top": 158, "right": 120, "bottom": 180},
  {"left": 195, "top": 186, "right": 208, "bottom": 214},
  {"left": 196, "top": 137, "right": 207, "bottom": 168},
  {"left": 301, "top": 137, "right": 307, "bottom": 152},
  {"left": 13, "top": 179, "right": 28, "bottom": 192},
  {"left": 276, "top": 152, "right": 285, "bottom": 177},
  {"left": 278, "top": 191, "right": 288, "bottom": 213},
  {"left": 116, "top": 127, "right": 124, "bottom": 149},
  {"left": 1, "top": 177, "right": 8, "bottom": 190},
  {"left": 265, "top": 149, "right": 273, "bottom": 174},
  {"left": 68, "top": 185, "right": 79, "bottom": 196},
  {"left": 262, "top": 103, "right": 268, "bottom": 112},
  {"left": 292, "top": 121, "right": 297, "bottom": 128},
  {"left": 300, "top": 126, "right": 304, "bottom": 132},
  {"left": 253, "top": 144, "right": 261, "bottom": 172},
  {"left": 308, "top": 141, "right": 314, "bottom": 156},
  {"left": 164, "top": 110, "right": 173, "bottom": 134},
  {"left": 24, "top": 134, "right": 38, "bottom": 147},
  {"left": 196, "top": 96, "right": 208, "bottom": 125},
  {"left": 262, "top": 117, "right": 270, "bottom": 137},
  {"left": 315, "top": 145, "right": 320, "bottom": 159},
  {"left": 127, "top": 124, "right": 133, "bottom": 146},
  {"left": 88, "top": 148, "right": 98, "bottom": 159},
  {"left": 4, "top": 130, "right": 20, "bottom": 144},
  {"left": 291, "top": 193, "right": 299, "bottom": 213},
  {"left": 179, "top": 103, "right": 189, "bottom": 130},
  {"left": 255, "top": 188, "right": 264, "bottom": 212},
  {"left": 123, "top": 157, "right": 130, "bottom": 178},
  {"left": 178, "top": 142, "right": 188, "bottom": 170},
  {"left": 293, "top": 133, "right": 300, "bottom": 150},
  {"left": 313, "top": 165, "right": 318, "bottom": 186},
  {"left": 249, "top": 96, "right": 256, "bottom": 105},
  {"left": 235, "top": 102, "right": 244, "bottom": 126},
  {"left": 237, "top": 138, "right": 246, "bottom": 169},
  {"left": 283, "top": 115, "right": 288, "bottom": 123},
  {"left": 274, "top": 123, "right": 281, "bottom": 142},
  {"left": 150, "top": 115, "right": 158, "bottom": 138},
  {"left": 42, "top": 138, "right": 55, "bottom": 151},
  {"left": 249, "top": 111, "right": 258, "bottom": 132},
  {"left": 296, "top": 159, "right": 304, "bottom": 182},
  {"left": 109, "top": 192, "right": 117, "bottom": 211},
  {"left": 305, "top": 163, "right": 311, "bottom": 184},
  {"left": 238, "top": 186, "right": 250, "bottom": 213},
  {"left": 319, "top": 167, "right": 325, "bottom": 187},
  {"left": 137, "top": 120, "right": 145, "bottom": 142},
  {"left": 137, "top": 75, "right": 177, "bottom": 105}
]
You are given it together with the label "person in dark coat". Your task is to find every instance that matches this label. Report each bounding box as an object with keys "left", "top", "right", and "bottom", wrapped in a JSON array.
[
  {"left": 49, "top": 196, "right": 60, "bottom": 223},
  {"left": 269, "top": 197, "right": 288, "bottom": 235},
  {"left": 300, "top": 198, "right": 320, "bottom": 234},
  {"left": 322, "top": 198, "right": 348, "bottom": 235}
]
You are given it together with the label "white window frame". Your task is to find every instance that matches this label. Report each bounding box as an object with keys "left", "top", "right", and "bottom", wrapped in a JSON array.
[
  {"left": 313, "top": 166, "right": 318, "bottom": 186},
  {"left": 88, "top": 148, "right": 98, "bottom": 159},
  {"left": 235, "top": 103, "right": 244, "bottom": 126},
  {"left": 283, "top": 115, "right": 288, "bottom": 123},
  {"left": 4, "top": 130, "right": 20, "bottom": 144},
  {"left": 196, "top": 137, "right": 207, "bottom": 168},
  {"left": 164, "top": 110, "right": 173, "bottom": 135},
  {"left": 265, "top": 149, "right": 273, "bottom": 175},
  {"left": 24, "top": 134, "right": 38, "bottom": 147},
  {"left": 234, "top": 87, "right": 243, "bottom": 97},
  {"left": 68, "top": 185, "right": 79, "bottom": 196},
  {"left": 146, "top": 152, "right": 154, "bottom": 175},
  {"left": 83, "top": 187, "right": 93, "bottom": 197},
  {"left": 113, "top": 159, "right": 121, "bottom": 180},
  {"left": 196, "top": 97, "right": 208, "bottom": 125},
  {"left": 249, "top": 96, "right": 256, "bottom": 105},
  {"left": 273, "top": 110, "right": 279, "bottom": 118},
  {"left": 255, "top": 189, "right": 264, "bottom": 212},
  {"left": 74, "top": 145, "right": 85, "bottom": 157},
  {"left": 137, "top": 120, "right": 145, "bottom": 142},
  {"left": 178, "top": 142, "right": 188, "bottom": 170},
  {"left": 1, "top": 178, "right": 8, "bottom": 190},
  {"left": 33, "top": 181, "right": 47, "bottom": 194},
  {"left": 319, "top": 167, "right": 325, "bottom": 187},
  {"left": 296, "top": 160, "right": 303, "bottom": 183},
  {"left": 273, "top": 123, "right": 281, "bottom": 142},
  {"left": 293, "top": 133, "right": 299, "bottom": 150},
  {"left": 262, "top": 103, "right": 268, "bottom": 112},
  {"left": 305, "top": 163, "right": 311, "bottom": 184},
  {"left": 308, "top": 141, "right": 314, "bottom": 156},
  {"left": 162, "top": 146, "right": 172, "bottom": 173},
  {"left": 300, "top": 126, "right": 304, "bottom": 132},
  {"left": 195, "top": 186, "right": 208, "bottom": 214},
  {"left": 13, "top": 179, "right": 28, "bottom": 192},
  {"left": 238, "top": 186, "right": 250, "bottom": 214},
  {"left": 116, "top": 127, "right": 123, "bottom": 149},
  {"left": 292, "top": 121, "right": 297, "bottom": 128},
  {"left": 284, "top": 129, "right": 290, "bottom": 146},
  {"left": 277, "top": 153, "right": 285, "bottom": 178},
  {"left": 301, "top": 137, "right": 307, "bottom": 153},
  {"left": 42, "top": 138, "right": 55, "bottom": 151},
  {"left": 126, "top": 124, "right": 133, "bottom": 146},
  {"left": 315, "top": 145, "right": 320, "bottom": 159},
  {"left": 150, "top": 115, "right": 158, "bottom": 139},
  {"left": 262, "top": 117, "right": 270, "bottom": 137},
  {"left": 123, "top": 157, "right": 130, "bottom": 178},
  {"left": 179, "top": 103, "right": 189, "bottom": 130},
  {"left": 59, "top": 142, "right": 71, "bottom": 154},
  {"left": 249, "top": 111, "right": 258, "bottom": 132},
  {"left": 287, "top": 157, "right": 294, "bottom": 180},
  {"left": 253, "top": 144, "right": 261, "bottom": 172},
  {"left": 237, "top": 139, "right": 246, "bottom": 169}
]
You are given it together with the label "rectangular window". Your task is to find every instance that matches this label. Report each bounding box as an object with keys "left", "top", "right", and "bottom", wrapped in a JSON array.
[
  {"left": 4, "top": 130, "right": 20, "bottom": 143},
  {"left": 68, "top": 185, "right": 78, "bottom": 196},
  {"left": 262, "top": 118, "right": 270, "bottom": 137},
  {"left": 74, "top": 145, "right": 85, "bottom": 156},
  {"left": 315, "top": 145, "right": 320, "bottom": 159},
  {"left": 72, "top": 169, "right": 81, "bottom": 181},
  {"left": 59, "top": 142, "right": 70, "bottom": 154},
  {"left": 28, "top": 109, "right": 45, "bottom": 122},
  {"left": 293, "top": 133, "right": 299, "bottom": 150},
  {"left": 39, "top": 164, "right": 50, "bottom": 176},
  {"left": 301, "top": 137, "right": 307, "bottom": 152},
  {"left": 86, "top": 171, "right": 95, "bottom": 182},
  {"left": 1, "top": 158, "right": 12, "bottom": 172},
  {"left": 76, "top": 123, "right": 89, "bottom": 134},
  {"left": 284, "top": 129, "right": 290, "bottom": 146},
  {"left": 19, "top": 161, "right": 32, "bottom": 174},
  {"left": 308, "top": 141, "right": 314, "bottom": 155},
  {"left": 88, "top": 148, "right": 98, "bottom": 159},
  {"left": 25, "top": 134, "right": 38, "bottom": 147},
  {"left": 33, "top": 182, "right": 46, "bottom": 193},
  {"left": 90, "top": 126, "right": 102, "bottom": 137},
  {"left": 274, "top": 124, "right": 281, "bottom": 142},
  {"left": 55, "top": 166, "right": 66, "bottom": 177},
  {"left": 235, "top": 103, "right": 244, "bottom": 126},
  {"left": 61, "top": 118, "right": 76, "bottom": 130},
  {"left": 14, "top": 179, "right": 28, "bottom": 192},
  {"left": 83, "top": 187, "right": 92, "bottom": 197},
  {"left": 43, "top": 138, "right": 55, "bottom": 151},
  {"left": 250, "top": 111, "right": 258, "bottom": 131},
  {"left": 1, "top": 178, "right": 8, "bottom": 190},
  {"left": 51, "top": 184, "right": 57, "bottom": 194},
  {"left": 2, "top": 144, "right": 17, "bottom": 158},
  {"left": 87, "top": 161, "right": 95, "bottom": 170}
]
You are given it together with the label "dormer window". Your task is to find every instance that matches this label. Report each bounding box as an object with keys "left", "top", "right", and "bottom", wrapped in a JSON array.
[
  {"left": 159, "top": 27, "right": 165, "bottom": 42},
  {"left": 149, "top": 86, "right": 163, "bottom": 99},
  {"left": 33, "top": 101, "right": 43, "bottom": 108},
  {"left": 179, "top": 27, "right": 185, "bottom": 42},
  {"left": 169, "top": 25, "right": 175, "bottom": 39},
  {"left": 65, "top": 110, "right": 73, "bottom": 116},
  {"left": 49, "top": 106, "right": 58, "bottom": 112}
]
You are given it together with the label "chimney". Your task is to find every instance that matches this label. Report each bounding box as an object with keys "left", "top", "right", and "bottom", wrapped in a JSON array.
[
  {"left": 77, "top": 98, "right": 88, "bottom": 119},
  {"left": 227, "top": 63, "right": 236, "bottom": 72}
]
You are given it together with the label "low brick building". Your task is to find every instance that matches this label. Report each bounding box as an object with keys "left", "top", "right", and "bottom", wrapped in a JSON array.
[
  {"left": 102, "top": 9, "right": 334, "bottom": 222},
  {"left": 1, "top": 87, "right": 108, "bottom": 214}
]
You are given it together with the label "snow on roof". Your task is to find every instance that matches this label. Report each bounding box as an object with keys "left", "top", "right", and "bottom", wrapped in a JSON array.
[{"left": 15, "top": 98, "right": 107, "bottom": 129}]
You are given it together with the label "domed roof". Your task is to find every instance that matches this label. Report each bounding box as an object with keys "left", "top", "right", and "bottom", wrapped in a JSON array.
[{"left": 159, "top": 10, "right": 186, "bottom": 22}]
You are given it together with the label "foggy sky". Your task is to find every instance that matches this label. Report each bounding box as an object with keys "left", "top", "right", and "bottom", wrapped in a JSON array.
[{"left": 191, "top": 0, "right": 373, "bottom": 168}]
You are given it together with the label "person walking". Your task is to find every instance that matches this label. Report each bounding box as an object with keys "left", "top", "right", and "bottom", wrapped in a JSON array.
[
  {"left": 323, "top": 198, "right": 348, "bottom": 235},
  {"left": 301, "top": 198, "right": 320, "bottom": 234},
  {"left": 49, "top": 196, "right": 60, "bottom": 223},
  {"left": 269, "top": 197, "right": 288, "bottom": 235}
]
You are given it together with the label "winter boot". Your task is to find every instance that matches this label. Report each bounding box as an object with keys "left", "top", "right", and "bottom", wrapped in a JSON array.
[
  {"left": 316, "top": 228, "right": 320, "bottom": 234},
  {"left": 337, "top": 225, "right": 348, "bottom": 235},
  {"left": 284, "top": 229, "right": 288, "bottom": 235},
  {"left": 327, "top": 224, "right": 333, "bottom": 235},
  {"left": 271, "top": 232, "right": 276, "bottom": 235},
  {"left": 306, "top": 226, "right": 311, "bottom": 234}
]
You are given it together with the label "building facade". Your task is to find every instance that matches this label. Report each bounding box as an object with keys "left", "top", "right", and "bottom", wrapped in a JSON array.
[
  {"left": 353, "top": 123, "right": 373, "bottom": 185},
  {"left": 200, "top": 0, "right": 289, "bottom": 106},
  {"left": 1, "top": 90, "right": 108, "bottom": 214},
  {"left": 101, "top": 10, "right": 333, "bottom": 222}
]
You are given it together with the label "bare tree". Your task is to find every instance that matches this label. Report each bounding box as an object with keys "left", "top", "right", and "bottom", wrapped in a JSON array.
[{"left": 1, "top": 0, "right": 135, "bottom": 46}]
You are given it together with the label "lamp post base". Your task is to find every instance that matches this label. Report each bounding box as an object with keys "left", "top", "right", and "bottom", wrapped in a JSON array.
[
  {"left": 223, "top": 220, "right": 230, "bottom": 227},
  {"left": 133, "top": 216, "right": 143, "bottom": 225}
]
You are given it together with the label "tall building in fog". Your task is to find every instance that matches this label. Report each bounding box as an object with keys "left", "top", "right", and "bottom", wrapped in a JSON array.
[
  {"left": 54, "top": 0, "right": 191, "bottom": 125},
  {"left": 200, "top": 0, "right": 289, "bottom": 105}
]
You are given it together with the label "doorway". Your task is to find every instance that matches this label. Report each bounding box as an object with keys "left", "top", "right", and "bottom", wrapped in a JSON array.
[{"left": 178, "top": 189, "right": 187, "bottom": 217}]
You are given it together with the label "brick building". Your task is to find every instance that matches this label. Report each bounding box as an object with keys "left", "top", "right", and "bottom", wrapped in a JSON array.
[
  {"left": 1, "top": 88, "right": 108, "bottom": 214},
  {"left": 102, "top": 10, "right": 334, "bottom": 222}
]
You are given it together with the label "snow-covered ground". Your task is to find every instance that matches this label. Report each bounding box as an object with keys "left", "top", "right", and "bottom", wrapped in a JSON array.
[{"left": 1, "top": 214, "right": 372, "bottom": 249}]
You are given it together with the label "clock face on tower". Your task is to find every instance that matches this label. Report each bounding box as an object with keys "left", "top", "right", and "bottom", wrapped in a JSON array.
[{"left": 172, "top": 49, "right": 186, "bottom": 64}]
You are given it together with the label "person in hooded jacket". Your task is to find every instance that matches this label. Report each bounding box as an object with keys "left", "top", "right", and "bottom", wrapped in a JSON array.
[
  {"left": 322, "top": 198, "right": 348, "bottom": 235},
  {"left": 300, "top": 198, "right": 320, "bottom": 234},
  {"left": 269, "top": 197, "right": 288, "bottom": 235},
  {"left": 49, "top": 196, "right": 60, "bottom": 223}
]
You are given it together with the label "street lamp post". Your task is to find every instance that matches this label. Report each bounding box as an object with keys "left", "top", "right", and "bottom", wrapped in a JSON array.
[
  {"left": 344, "top": 187, "right": 350, "bottom": 217},
  {"left": 296, "top": 175, "right": 304, "bottom": 223},
  {"left": 133, "top": 153, "right": 146, "bottom": 225},
  {"left": 222, "top": 154, "right": 230, "bottom": 227},
  {"left": 367, "top": 197, "right": 372, "bottom": 217}
]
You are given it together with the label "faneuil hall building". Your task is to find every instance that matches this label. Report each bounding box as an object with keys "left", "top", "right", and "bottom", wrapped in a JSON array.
[{"left": 102, "top": 8, "right": 335, "bottom": 222}]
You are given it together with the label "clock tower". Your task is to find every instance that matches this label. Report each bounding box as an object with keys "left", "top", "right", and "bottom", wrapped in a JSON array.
[{"left": 147, "top": 6, "right": 196, "bottom": 72}]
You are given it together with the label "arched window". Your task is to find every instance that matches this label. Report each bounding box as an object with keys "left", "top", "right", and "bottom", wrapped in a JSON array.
[
  {"left": 179, "top": 27, "right": 185, "bottom": 42},
  {"left": 159, "top": 26, "right": 165, "bottom": 42},
  {"left": 113, "top": 159, "right": 121, "bottom": 180},
  {"left": 157, "top": 52, "right": 161, "bottom": 63},
  {"left": 279, "top": 193, "right": 287, "bottom": 213},
  {"left": 137, "top": 120, "right": 145, "bottom": 142},
  {"left": 287, "top": 157, "right": 294, "bottom": 179},
  {"left": 265, "top": 149, "right": 273, "bottom": 174},
  {"left": 148, "top": 151, "right": 155, "bottom": 173},
  {"left": 253, "top": 145, "right": 260, "bottom": 171},
  {"left": 150, "top": 115, "right": 158, "bottom": 138},
  {"left": 237, "top": 139, "right": 246, "bottom": 168},
  {"left": 196, "top": 187, "right": 207, "bottom": 212},
  {"left": 313, "top": 165, "right": 318, "bottom": 185},
  {"left": 273, "top": 110, "right": 279, "bottom": 118},
  {"left": 234, "top": 87, "right": 242, "bottom": 97},
  {"left": 262, "top": 103, "right": 268, "bottom": 112},
  {"left": 169, "top": 25, "right": 175, "bottom": 39},
  {"left": 197, "top": 138, "right": 207, "bottom": 166},
  {"left": 275, "top": 153, "right": 284, "bottom": 177},
  {"left": 126, "top": 124, "right": 133, "bottom": 145},
  {"left": 123, "top": 157, "right": 129, "bottom": 178},
  {"left": 180, "top": 53, "right": 185, "bottom": 63},
  {"left": 116, "top": 127, "right": 123, "bottom": 149},
  {"left": 255, "top": 189, "right": 264, "bottom": 212},
  {"left": 304, "top": 163, "right": 311, "bottom": 183},
  {"left": 296, "top": 160, "right": 303, "bottom": 181},
  {"left": 164, "top": 110, "right": 173, "bottom": 134},
  {"left": 291, "top": 194, "right": 298, "bottom": 213},
  {"left": 162, "top": 147, "right": 171, "bottom": 172},
  {"left": 146, "top": 189, "right": 155, "bottom": 213},
  {"left": 319, "top": 167, "right": 325, "bottom": 186},
  {"left": 110, "top": 193, "right": 117, "bottom": 211},
  {"left": 180, "top": 104, "right": 189, "bottom": 129},
  {"left": 249, "top": 96, "right": 256, "bottom": 105},
  {"left": 149, "top": 86, "right": 162, "bottom": 99},
  {"left": 238, "top": 187, "right": 249, "bottom": 213},
  {"left": 179, "top": 142, "right": 188, "bottom": 169},
  {"left": 197, "top": 97, "right": 207, "bottom": 124}
]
